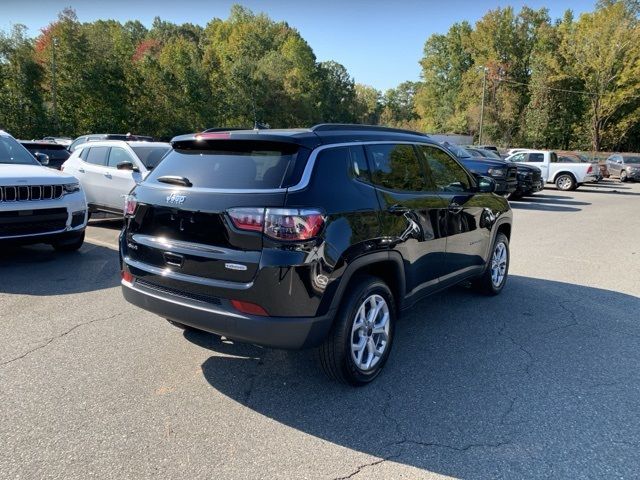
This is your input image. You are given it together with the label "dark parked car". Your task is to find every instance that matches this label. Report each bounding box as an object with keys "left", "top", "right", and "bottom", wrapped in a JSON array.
[
  {"left": 468, "top": 147, "right": 542, "bottom": 199},
  {"left": 606, "top": 154, "right": 640, "bottom": 182},
  {"left": 466, "top": 147, "right": 502, "bottom": 160},
  {"left": 19, "top": 140, "right": 71, "bottom": 170},
  {"left": 119, "top": 124, "right": 513, "bottom": 385},
  {"left": 68, "top": 134, "right": 154, "bottom": 152},
  {"left": 443, "top": 143, "right": 517, "bottom": 196}
]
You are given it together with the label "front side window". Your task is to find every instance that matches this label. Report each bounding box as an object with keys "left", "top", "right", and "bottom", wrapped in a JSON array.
[
  {"left": 418, "top": 145, "right": 471, "bottom": 193},
  {"left": 107, "top": 147, "right": 134, "bottom": 168},
  {"left": 85, "top": 146, "right": 109, "bottom": 166},
  {"left": 623, "top": 156, "right": 640, "bottom": 164},
  {"left": 0, "top": 136, "right": 39, "bottom": 165},
  {"left": 366, "top": 144, "right": 425, "bottom": 191},
  {"left": 528, "top": 153, "right": 544, "bottom": 163}
]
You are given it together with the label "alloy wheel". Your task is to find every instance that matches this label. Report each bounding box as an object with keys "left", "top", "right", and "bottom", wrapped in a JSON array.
[
  {"left": 350, "top": 294, "right": 390, "bottom": 371},
  {"left": 491, "top": 241, "right": 508, "bottom": 287}
]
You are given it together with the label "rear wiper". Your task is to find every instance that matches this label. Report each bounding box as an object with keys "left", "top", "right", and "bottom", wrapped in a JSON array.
[{"left": 156, "top": 175, "right": 193, "bottom": 187}]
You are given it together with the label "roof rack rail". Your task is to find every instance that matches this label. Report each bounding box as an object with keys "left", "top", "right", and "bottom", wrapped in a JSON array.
[
  {"left": 202, "top": 127, "right": 251, "bottom": 133},
  {"left": 310, "top": 123, "right": 428, "bottom": 137}
]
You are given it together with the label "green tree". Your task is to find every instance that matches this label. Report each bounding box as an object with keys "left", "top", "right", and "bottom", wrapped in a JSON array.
[
  {"left": 560, "top": 2, "right": 640, "bottom": 150},
  {"left": 0, "top": 25, "right": 47, "bottom": 138}
]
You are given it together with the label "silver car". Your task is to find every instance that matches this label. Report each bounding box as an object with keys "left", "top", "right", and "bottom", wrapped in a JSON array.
[
  {"left": 62, "top": 140, "right": 171, "bottom": 214},
  {"left": 606, "top": 154, "right": 640, "bottom": 182}
]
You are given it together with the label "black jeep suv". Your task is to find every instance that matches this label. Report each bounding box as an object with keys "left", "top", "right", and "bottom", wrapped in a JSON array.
[{"left": 120, "top": 124, "right": 513, "bottom": 385}]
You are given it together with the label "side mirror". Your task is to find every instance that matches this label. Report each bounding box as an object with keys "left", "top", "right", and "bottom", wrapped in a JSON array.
[
  {"left": 476, "top": 175, "right": 496, "bottom": 193},
  {"left": 35, "top": 152, "right": 50, "bottom": 166},
  {"left": 117, "top": 161, "right": 138, "bottom": 172}
]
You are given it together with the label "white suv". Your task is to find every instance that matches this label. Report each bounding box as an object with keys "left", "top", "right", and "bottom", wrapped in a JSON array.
[
  {"left": 62, "top": 140, "right": 171, "bottom": 215},
  {"left": 0, "top": 130, "right": 87, "bottom": 251}
]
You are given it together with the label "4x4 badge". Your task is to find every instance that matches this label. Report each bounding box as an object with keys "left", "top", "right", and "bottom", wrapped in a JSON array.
[{"left": 166, "top": 193, "right": 186, "bottom": 205}]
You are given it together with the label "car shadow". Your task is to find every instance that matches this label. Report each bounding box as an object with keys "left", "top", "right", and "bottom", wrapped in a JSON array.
[
  {"left": 186, "top": 276, "right": 640, "bottom": 478},
  {"left": 516, "top": 196, "right": 591, "bottom": 206},
  {"left": 0, "top": 242, "right": 120, "bottom": 295},
  {"left": 510, "top": 201, "right": 582, "bottom": 212}
]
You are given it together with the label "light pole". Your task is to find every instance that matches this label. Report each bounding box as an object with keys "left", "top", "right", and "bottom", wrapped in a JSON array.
[
  {"left": 478, "top": 66, "right": 487, "bottom": 145},
  {"left": 52, "top": 37, "right": 59, "bottom": 134}
]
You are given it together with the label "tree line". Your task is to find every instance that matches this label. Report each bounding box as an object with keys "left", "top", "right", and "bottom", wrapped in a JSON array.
[{"left": 1, "top": 1, "right": 639, "bottom": 151}]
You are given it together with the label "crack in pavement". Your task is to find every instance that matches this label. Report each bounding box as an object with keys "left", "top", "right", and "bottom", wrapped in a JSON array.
[
  {"left": 392, "top": 438, "right": 511, "bottom": 452},
  {"left": 334, "top": 455, "right": 398, "bottom": 480},
  {"left": 537, "top": 301, "right": 580, "bottom": 336},
  {"left": 0, "top": 312, "right": 126, "bottom": 367},
  {"left": 498, "top": 321, "right": 534, "bottom": 377}
]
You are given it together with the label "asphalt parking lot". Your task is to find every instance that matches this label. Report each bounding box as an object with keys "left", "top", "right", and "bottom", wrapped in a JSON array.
[{"left": 1, "top": 180, "right": 639, "bottom": 480}]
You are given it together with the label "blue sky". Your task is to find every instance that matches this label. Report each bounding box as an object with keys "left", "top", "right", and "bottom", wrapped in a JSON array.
[{"left": 0, "top": 0, "right": 594, "bottom": 91}]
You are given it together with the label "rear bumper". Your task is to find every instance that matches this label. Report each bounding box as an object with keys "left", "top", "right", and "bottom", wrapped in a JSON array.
[{"left": 121, "top": 279, "right": 334, "bottom": 350}]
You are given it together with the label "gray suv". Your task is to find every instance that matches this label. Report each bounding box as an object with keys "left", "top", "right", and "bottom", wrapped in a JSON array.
[{"left": 606, "top": 154, "right": 640, "bottom": 182}]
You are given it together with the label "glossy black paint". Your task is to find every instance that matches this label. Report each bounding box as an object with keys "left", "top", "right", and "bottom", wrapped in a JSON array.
[{"left": 120, "top": 126, "right": 512, "bottom": 349}]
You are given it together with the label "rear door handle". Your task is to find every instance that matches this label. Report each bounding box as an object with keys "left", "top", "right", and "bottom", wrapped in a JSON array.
[
  {"left": 104, "top": 172, "right": 112, "bottom": 179},
  {"left": 448, "top": 202, "right": 463, "bottom": 214},
  {"left": 78, "top": 168, "right": 85, "bottom": 173}
]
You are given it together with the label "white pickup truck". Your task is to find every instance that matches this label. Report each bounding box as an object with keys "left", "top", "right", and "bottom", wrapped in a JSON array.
[{"left": 505, "top": 150, "right": 597, "bottom": 191}]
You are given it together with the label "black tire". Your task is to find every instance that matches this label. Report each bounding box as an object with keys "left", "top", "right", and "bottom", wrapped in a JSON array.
[
  {"left": 52, "top": 231, "right": 85, "bottom": 252},
  {"left": 555, "top": 174, "right": 576, "bottom": 191},
  {"left": 472, "top": 232, "right": 510, "bottom": 296},
  {"left": 620, "top": 170, "right": 627, "bottom": 182},
  {"left": 508, "top": 192, "right": 522, "bottom": 201},
  {"left": 318, "top": 275, "right": 396, "bottom": 386}
]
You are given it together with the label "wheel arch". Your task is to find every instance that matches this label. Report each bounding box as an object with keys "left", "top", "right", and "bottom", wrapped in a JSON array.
[
  {"left": 552, "top": 170, "right": 577, "bottom": 183},
  {"left": 324, "top": 251, "right": 406, "bottom": 316}
]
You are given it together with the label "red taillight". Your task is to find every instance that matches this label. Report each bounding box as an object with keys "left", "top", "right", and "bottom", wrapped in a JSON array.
[
  {"left": 124, "top": 195, "right": 137, "bottom": 217},
  {"left": 228, "top": 208, "right": 264, "bottom": 232},
  {"left": 227, "top": 207, "right": 325, "bottom": 241},
  {"left": 231, "top": 299, "right": 268, "bottom": 316},
  {"left": 264, "top": 209, "right": 324, "bottom": 240},
  {"left": 587, "top": 165, "right": 593, "bottom": 174},
  {"left": 121, "top": 271, "right": 133, "bottom": 283}
]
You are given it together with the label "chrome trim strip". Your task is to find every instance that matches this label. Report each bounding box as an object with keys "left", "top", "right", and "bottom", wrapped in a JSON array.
[
  {"left": 287, "top": 141, "right": 434, "bottom": 192},
  {"left": 122, "top": 280, "right": 248, "bottom": 319},
  {"left": 123, "top": 256, "right": 254, "bottom": 290},
  {"left": 130, "top": 234, "right": 260, "bottom": 261}
]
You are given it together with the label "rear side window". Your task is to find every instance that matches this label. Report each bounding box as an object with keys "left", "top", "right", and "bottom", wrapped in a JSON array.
[
  {"left": 148, "top": 140, "right": 300, "bottom": 189},
  {"left": 85, "top": 146, "right": 109, "bottom": 166},
  {"left": 366, "top": 144, "right": 425, "bottom": 191}
]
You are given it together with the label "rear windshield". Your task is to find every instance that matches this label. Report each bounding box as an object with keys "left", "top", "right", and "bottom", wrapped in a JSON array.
[
  {"left": 147, "top": 141, "right": 303, "bottom": 189},
  {"left": 131, "top": 146, "right": 171, "bottom": 169}
]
